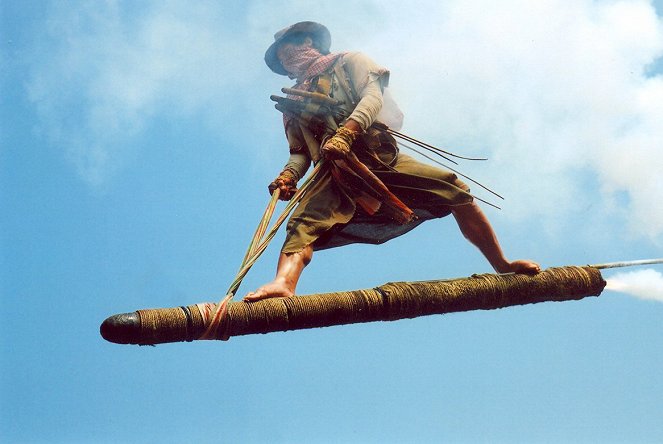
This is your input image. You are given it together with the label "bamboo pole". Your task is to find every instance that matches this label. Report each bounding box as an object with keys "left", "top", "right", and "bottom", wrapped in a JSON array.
[
  {"left": 101, "top": 266, "right": 606, "bottom": 346},
  {"left": 591, "top": 258, "right": 663, "bottom": 269}
]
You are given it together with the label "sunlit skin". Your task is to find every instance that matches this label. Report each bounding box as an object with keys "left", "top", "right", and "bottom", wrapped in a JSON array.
[{"left": 244, "top": 39, "right": 540, "bottom": 302}]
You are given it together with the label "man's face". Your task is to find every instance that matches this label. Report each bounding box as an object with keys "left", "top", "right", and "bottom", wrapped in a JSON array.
[{"left": 276, "top": 36, "right": 313, "bottom": 64}]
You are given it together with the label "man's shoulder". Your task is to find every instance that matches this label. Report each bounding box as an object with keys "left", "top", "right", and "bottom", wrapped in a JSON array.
[
  {"left": 340, "top": 51, "right": 375, "bottom": 66},
  {"left": 338, "top": 52, "right": 387, "bottom": 79}
]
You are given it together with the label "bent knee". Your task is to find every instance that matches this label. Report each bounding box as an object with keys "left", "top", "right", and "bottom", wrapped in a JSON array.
[{"left": 451, "top": 201, "right": 478, "bottom": 216}]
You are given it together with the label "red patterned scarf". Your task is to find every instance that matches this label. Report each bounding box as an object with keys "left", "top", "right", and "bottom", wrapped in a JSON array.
[{"left": 279, "top": 45, "right": 344, "bottom": 84}]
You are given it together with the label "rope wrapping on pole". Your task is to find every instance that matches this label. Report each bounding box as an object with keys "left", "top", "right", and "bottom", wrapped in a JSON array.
[{"left": 101, "top": 266, "right": 606, "bottom": 345}]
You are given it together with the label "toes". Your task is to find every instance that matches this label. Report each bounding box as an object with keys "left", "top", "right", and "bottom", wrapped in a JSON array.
[
  {"left": 516, "top": 261, "right": 540, "bottom": 275},
  {"left": 243, "top": 292, "right": 263, "bottom": 302}
]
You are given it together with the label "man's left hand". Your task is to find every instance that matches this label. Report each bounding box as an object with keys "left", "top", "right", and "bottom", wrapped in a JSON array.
[{"left": 268, "top": 170, "right": 298, "bottom": 201}]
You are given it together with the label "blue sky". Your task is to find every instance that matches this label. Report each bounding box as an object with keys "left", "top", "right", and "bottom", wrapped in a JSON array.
[{"left": 2, "top": 1, "right": 663, "bottom": 442}]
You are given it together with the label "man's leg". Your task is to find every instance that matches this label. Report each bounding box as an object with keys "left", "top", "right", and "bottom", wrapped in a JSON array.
[
  {"left": 451, "top": 202, "right": 540, "bottom": 274},
  {"left": 244, "top": 245, "right": 314, "bottom": 301}
]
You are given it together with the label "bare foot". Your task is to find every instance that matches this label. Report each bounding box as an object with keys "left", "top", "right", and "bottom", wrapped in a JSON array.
[
  {"left": 497, "top": 259, "right": 541, "bottom": 275},
  {"left": 244, "top": 278, "right": 294, "bottom": 302}
]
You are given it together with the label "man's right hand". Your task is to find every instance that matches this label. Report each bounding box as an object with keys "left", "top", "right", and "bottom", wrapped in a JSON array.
[
  {"left": 321, "top": 125, "right": 357, "bottom": 160},
  {"left": 268, "top": 171, "right": 298, "bottom": 201}
]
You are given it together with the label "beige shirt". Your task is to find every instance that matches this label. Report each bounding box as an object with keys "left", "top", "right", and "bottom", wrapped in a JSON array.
[{"left": 282, "top": 52, "right": 390, "bottom": 180}]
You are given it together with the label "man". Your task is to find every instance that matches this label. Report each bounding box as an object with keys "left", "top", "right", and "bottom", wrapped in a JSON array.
[{"left": 245, "top": 22, "right": 539, "bottom": 302}]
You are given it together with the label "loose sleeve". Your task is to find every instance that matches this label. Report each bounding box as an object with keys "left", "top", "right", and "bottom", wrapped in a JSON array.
[
  {"left": 342, "top": 53, "right": 390, "bottom": 131},
  {"left": 282, "top": 152, "right": 310, "bottom": 181}
]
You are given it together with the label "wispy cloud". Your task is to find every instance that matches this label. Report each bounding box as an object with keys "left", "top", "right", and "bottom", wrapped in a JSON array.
[{"left": 26, "top": 1, "right": 256, "bottom": 186}]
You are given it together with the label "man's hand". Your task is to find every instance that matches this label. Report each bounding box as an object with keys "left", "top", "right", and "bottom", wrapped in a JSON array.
[
  {"left": 269, "top": 170, "right": 298, "bottom": 201},
  {"left": 321, "top": 125, "right": 358, "bottom": 160}
]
